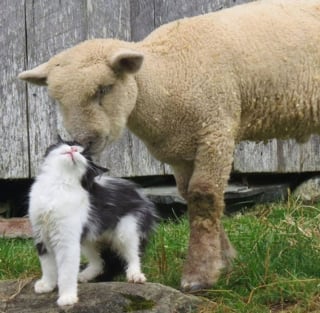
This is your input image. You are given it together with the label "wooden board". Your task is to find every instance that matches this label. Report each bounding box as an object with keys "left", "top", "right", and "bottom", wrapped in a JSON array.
[
  {"left": 83, "top": 0, "right": 161, "bottom": 177},
  {"left": 154, "top": 0, "right": 254, "bottom": 26},
  {"left": 86, "top": 0, "right": 165, "bottom": 177},
  {"left": 234, "top": 136, "right": 320, "bottom": 173},
  {"left": 131, "top": 0, "right": 156, "bottom": 41},
  {"left": 0, "top": 0, "right": 29, "bottom": 179},
  {"left": 25, "top": 0, "right": 87, "bottom": 176},
  {"left": 6, "top": 0, "right": 320, "bottom": 179}
]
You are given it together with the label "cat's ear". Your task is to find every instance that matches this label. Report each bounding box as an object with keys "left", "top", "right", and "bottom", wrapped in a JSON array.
[
  {"left": 90, "top": 162, "right": 109, "bottom": 177},
  {"left": 93, "top": 164, "right": 109, "bottom": 174},
  {"left": 57, "top": 134, "right": 64, "bottom": 143},
  {"left": 81, "top": 162, "right": 109, "bottom": 190}
]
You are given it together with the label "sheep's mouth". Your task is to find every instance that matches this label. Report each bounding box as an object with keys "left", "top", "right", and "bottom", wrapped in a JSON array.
[{"left": 85, "top": 137, "right": 109, "bottom": 156}]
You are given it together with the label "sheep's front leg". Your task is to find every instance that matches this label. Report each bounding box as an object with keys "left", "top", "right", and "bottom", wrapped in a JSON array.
[{"left": 181, "top": 136, "right": 236, "bottom": 291}]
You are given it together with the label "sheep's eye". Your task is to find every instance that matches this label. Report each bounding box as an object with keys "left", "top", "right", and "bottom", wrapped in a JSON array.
[{"left": 97, "top": 85, "right": 113, "bottom": 97}]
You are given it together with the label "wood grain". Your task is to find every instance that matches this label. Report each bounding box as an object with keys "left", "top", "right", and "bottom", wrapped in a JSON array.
[
  {"left": 87, "top": 0, "right": 165, "bottom": 177},
  {"left": 26, "top": 0, "right": 87, "bottom": 176},
  {"left": 234, "top": 136, "right": 320, "bottom": 173},
  {"left": 7, "top": 0, "right": 320, "bottom": 179},
  {"left": 0, "top": 0, "right": 29, "bottom": 178}
]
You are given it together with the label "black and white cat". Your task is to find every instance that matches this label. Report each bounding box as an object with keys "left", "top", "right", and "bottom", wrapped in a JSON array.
[{"left": 28, "top": 138, "right": 158, "bottom": 306}]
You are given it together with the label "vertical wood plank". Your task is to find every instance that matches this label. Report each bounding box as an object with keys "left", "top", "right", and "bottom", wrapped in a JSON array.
[
  {"left": 154, "top": 0, "right": 253, "bottom": 26},
  {"left": 86, "top": 0, "right": 165, "bottom": 177},
  {"left": 26, "top": 0, "right": 87, "bottom": 176},
  {"left": 129, "top": 0, "right": 166, "bottom": 177},
  {"left": 233, "top": 136, "right": 320, "bottom": 174},
  {"left": 0, "top": 0, "right": 29, "bottom": 178},
  {"left": 15, "top": 0, "right": 320, "bottom": 179},
  {"left": 130, "top": 0, "right": 155, "bottom": 41},
  {"left": 233, "top": 140, "right": 279, "bottom": 173},
  {"left": 86, "top": 0, "right": 130, "bottom": 40},
  {"left": 85, "top": 0, "right": 134, "bottom": 177}
]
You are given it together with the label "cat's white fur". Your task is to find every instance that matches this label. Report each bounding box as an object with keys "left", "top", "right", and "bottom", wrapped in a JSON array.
[{"left": 29, "top": 144, "right": 145, "bottom": 306}]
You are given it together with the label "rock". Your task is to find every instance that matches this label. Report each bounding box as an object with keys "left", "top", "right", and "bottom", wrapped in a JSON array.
[
  {"left": 143, "top": 183, "right": 289, "bottom": 215},
  {"left": 293, "top": 176, "right": 320, "bottom": 203},
  {"left": 225, "top": 183, "right": 289, "bottom": 213},
  {"left": 143, "top": 186, "right": 185, "bottom": 205},
  {"left": 0, "top": 279, "right": 207, "bottom": 313}
]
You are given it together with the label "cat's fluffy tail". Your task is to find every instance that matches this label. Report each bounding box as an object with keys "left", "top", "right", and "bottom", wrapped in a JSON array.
[{"left": 94, "top": 247, "right": 127, "bottom": 282}]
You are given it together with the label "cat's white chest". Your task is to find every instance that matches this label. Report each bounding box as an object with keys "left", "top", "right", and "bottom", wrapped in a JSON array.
[{"left": 29, "top": 175, "right": 90, "bottom": 239}]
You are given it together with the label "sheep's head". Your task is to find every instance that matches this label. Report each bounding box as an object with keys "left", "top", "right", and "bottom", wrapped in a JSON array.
[{"left": 19, "top": 39, "right": 144, "bottom": 154}]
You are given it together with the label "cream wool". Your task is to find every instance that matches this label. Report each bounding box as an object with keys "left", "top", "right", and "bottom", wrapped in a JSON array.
[{"left": 20, "top": 0, "right": 320, "bottom": 291}]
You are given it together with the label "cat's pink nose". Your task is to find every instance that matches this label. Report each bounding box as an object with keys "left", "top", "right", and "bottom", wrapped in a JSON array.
[{"left": 70, "top": 146, "right": 78, "bottom": 153}]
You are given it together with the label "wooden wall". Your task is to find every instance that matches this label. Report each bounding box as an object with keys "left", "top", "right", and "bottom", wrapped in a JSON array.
[{"left": 1, "top": 0, "right": 320, "bottom": 179}]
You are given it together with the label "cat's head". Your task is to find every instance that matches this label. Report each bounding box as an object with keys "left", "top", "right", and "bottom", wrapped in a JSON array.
[{"left": 42, "top": 136, "right": 109, "bottom": 182}]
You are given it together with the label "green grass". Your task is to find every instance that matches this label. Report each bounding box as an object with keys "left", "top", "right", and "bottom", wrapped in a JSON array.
[
  {"left": 2, "top": 198, "right": 320, "bottom": 312},
  {"left": 142, "top": 198, "right": 320, "bottom": 312},
  {"left": 0, "top": 238, "right": 40, "bottom": 280}
]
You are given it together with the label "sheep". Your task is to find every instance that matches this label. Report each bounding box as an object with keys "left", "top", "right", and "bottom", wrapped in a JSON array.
[{"left": 19, "top": 0, "right": 320, "bottom": 291}]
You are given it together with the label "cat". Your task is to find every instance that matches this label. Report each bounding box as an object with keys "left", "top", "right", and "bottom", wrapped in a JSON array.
[{"left": 28, "top": 137, "right": 158, "bottom": 306}]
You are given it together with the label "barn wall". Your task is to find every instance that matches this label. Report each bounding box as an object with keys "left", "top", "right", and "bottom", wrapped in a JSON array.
[{"left": 1, "top": 0, "right": 318, "bottom": 179}]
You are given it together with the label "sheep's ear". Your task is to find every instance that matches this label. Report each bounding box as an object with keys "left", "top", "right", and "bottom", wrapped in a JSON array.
[
  {"left": 110, "top": 49, "right": 144, "bottom": 74},
  {"left": 18, "top": 62, "right": 49, "bottom": 85}
]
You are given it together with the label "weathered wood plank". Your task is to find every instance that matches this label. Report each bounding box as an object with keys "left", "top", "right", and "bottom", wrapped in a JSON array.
[
  {"left": 0, "top": 0, "right": 29, "bottom": 179},
  {"left": 9, "top": 0, "right": 320, "bottom": 180},
  {"left": 233, "top": 140, "right": 279, "bottom": 173},
  {"left": 234, "top": 136, "right": 320, "bottom": 173},
  {"left": 131, "top": 0, "right": 155, "bottom": 41},
  {"left": 154, "top": 0, "right": 253, "bottom": 26},
  {"left": 85, "top": 0, "right": 136, "bottom": 177},
  {"left": 26, "top": 0, "right": 87, "bottom": 176},
  {"left": 86, "top": 0, "right": 131, "bottom": 40},
  {"left": 86, "top": 0, "right": 165, "bottom": 177},
  {"left": 128, "top": 0, "right": 167, "bottom": 177},
  {"left": 130, "top": 0, "right": 168, "bottom": 176}
]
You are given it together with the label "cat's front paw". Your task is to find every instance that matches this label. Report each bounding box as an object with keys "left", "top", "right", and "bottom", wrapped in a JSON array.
[
  {"left": 127, "top": 272, "right": 146, "bottom": 283},
  {"left": 57, "top": 293, "right": 79, "bottom": 306},
  {"left": 34, "top": 279, "right": 56, "bottom": 293}
]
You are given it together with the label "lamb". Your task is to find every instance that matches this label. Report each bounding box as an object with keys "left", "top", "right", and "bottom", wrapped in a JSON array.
[{"left": 19, "top": 0, "right": 320, "bottom": 291}]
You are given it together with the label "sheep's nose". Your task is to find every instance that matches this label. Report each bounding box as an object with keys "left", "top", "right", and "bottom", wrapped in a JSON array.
[{"left": 73, "top": 135, "right": 95, "bottom": 150}]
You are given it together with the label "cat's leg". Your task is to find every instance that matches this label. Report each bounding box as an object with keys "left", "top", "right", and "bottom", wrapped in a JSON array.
[
  {"left": 34, "top": 243, "right": 57, "bottom": 293},
  {"left": 78, "top": 241, "right": 103, "bottom": 282},
  {"left": 54, "top": 240, "right": 81, "bottom": 306},
  {"left": 114, "top": 215, "right": 146, "bottom": 283}
]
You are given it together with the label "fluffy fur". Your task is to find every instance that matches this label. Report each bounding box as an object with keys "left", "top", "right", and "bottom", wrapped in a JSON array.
[
  {"left": 20, "top": 0, "right": 320, "bottom": 291},
  {"left": 28, "top": 139, "right": 157, "bottom": 306}
]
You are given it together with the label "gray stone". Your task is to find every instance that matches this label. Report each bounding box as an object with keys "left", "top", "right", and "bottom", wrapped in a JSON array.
[
  {"left": 0, "top": 279, "right": 206, "bottom": 313},
  {"left": 293, "top": 176, "right": 320, "bottom": 203},
  {"left": 143, "top": 183, "right": 289, "bottom": 213},
  {"left": 143, "top": 186, "right": 186, "bottom": 205}
]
